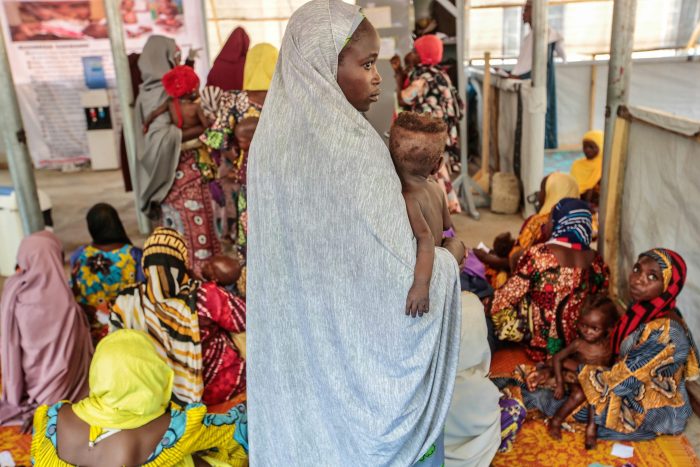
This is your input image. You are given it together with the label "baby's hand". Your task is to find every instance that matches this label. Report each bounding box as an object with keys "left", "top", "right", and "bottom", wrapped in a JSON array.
[
  {"left": 553, "top": 383, "right": 565, "bottom": 400},
  {"left": 406, "top": 284, "right": 429, "bottom": 318}
]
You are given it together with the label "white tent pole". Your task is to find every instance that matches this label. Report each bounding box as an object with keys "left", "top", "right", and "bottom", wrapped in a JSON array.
[
  {"left": 598, "top": 0, "right": 637, "bottom": 255},
  {"left": 457, "top": 0, "right": 475, "bottom": 217},
  {"left": 104, "top": 0, "right": 150, "bottom": 234},
  {"left": 0, "top": 16, "right": 43, "bottom": 234},
  {"left": 524, "top": 0, "right": 547, "bottom": 218}
]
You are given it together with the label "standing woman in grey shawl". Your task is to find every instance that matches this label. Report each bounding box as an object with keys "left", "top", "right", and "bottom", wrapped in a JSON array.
[
  {"left": 247, "top": 1, "right": 462, "bottom": 465},
  {"left": 133, "top": 35, "right": 220, "bottom": 274}
]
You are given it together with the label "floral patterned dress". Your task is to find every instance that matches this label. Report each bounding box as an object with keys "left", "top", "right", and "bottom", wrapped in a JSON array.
[
  {"left": 490, "top": 243, "right": 609, "bottom": 360},
  {"left": 202, "top": 90, "right": 261, "bottom": 255},
  {"left": 70, "top": 244, "right": 144, "bottom": 344}
]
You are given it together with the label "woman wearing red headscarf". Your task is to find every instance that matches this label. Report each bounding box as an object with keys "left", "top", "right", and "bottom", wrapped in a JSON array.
[
  {"left": 392, "top": 34, "right": 463, "bottom": 213},
  {"left": 207, "top": 27, "right": 249, "bottom": 92}
]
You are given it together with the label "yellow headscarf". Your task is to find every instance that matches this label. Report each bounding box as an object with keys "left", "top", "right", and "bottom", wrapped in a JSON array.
[
  {"left": 539, "top": 172, "right": 580, "bottom": 215},
  {"left": 72, "top": 330, "right": 174, "bottom": 433},
  {"left": 243, "top": 43, "right": 279, "bottom": 91},
  {"left": 570, "top": 130, "right": 604, "bottom": 194}
]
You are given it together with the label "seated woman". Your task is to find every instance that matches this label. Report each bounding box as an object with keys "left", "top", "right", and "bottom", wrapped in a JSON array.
[
  {"left": 110, "top": 228, "right": 246, "bottom": 406},
  {"left": 70, "top": 203, "right": 144, "bottom": 344},
  {"left": 489, "top": 198, "right": 609, "bottom": 361},
  {"left": 31, "top": 329, "right": 248, "bottom": 466},
  {"left": 570, "top": 130, "right": 603, "bottom": 201},
  {"left": 474, "top": 172, "right": 579, "bottom": 276},
  {"left": 0, "top": 231, "right": 93, "bottom": 429},
  {"left": 494, "top": 249, "right": 699, "bottom": 445}
]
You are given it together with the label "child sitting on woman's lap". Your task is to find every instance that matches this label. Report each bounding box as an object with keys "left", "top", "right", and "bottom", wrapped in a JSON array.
[{"left": 530, "top": 295, "right": 617, "bottom": 449}]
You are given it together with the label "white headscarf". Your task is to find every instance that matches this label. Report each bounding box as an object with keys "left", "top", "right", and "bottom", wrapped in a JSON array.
[{"left": 247, "top": 1, "right": 462, "bottom": 464}]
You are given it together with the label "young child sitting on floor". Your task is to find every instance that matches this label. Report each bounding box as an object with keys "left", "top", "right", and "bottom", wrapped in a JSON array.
[
  {"left": 536, "top": 295, "right": 617, "bottom": 449},
  {"left": 143, "top": 65, "right": 209, "bottom": 142},
  {"left": 389, "top": 112, "right": 464, "bottom": 318}
]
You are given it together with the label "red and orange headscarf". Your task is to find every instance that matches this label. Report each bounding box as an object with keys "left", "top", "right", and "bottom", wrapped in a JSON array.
[
  {"left": 414, "top": 34, "right": 443, "bottom": 66},
  {"left": 611, "top": 248, "right": 687, "bottom": 354}
]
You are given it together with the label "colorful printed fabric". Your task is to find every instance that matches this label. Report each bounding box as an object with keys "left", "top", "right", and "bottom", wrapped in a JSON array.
[
  {"left": 509, "top": 213, "right": 549, "bottom": 264},
  {"left": 612, "top": 248, "right": 687, "bottom": 354},
  {"left": 201, "top": 90, "right": 261, "bottom": 248},
  {"left": 490, "top": 244, "right": 609, "bottom": 361},
  {"left": 70, "top": 245, "right": 144, "bottom": 344},
  {"left": 580, "top": 318, "right": 699, "bottom": 437},
  {"left": 31, "top": 401, "right": 248, "bottom": 466},
  {"left": 197, "top": 282, "right": 247, "bottom": 405},
  {"left": 160, "top": 148, "right": 221, "bottom": 275},
  {"left": 498, "top": 395, "right": 526, "bottom": 453},
  {"left": 110, "top": 228, "right": 204, "bottom": 406},
  {"left": 402, "top": 65, "right": 463, "bottom": 159},
  {"left": 546, "top": 198, "right": 592, "bottom": 251}
]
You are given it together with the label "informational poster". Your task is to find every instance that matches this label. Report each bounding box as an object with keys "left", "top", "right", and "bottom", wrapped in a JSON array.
[{"left": 0, "top": 0, "right": 208, "bottom": 167}]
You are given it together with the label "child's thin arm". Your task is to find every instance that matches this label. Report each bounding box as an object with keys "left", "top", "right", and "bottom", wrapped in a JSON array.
[
  {"left": 552, "top": 341, "right": 579, "bottom": 399},
  {"left": 405, "top": 195, "right": 434, "bottom": 318},
  {"left": 143, "top": 100, "right": 170, "bottom": 132},
  {"left": 197, "top": 104, "right": 210, "bottom": 128},
  {"left": 441, "top": 192, "right": 454, "bottom": 232}
]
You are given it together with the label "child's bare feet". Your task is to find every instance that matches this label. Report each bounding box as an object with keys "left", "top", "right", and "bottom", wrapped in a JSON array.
[
  {"left": 585, "top": 423, "right": 597, "bottom": 450},
  {"left": 547, "top": 417, "right": 563, "bottom": 440}
]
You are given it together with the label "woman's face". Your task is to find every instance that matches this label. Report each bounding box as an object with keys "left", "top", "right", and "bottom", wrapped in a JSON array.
[
  {"left": 629, "top": 256, "right": 665, "bottom": 302},
  {"left": 337, "top": 20, "right": 382, "bottom": 112},
  {"left": 583, "top": 140, "right": 599, "bottom": 160}
]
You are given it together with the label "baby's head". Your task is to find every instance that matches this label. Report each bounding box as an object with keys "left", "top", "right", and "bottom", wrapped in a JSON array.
[
  {"left": 201, "top": 254, "right": 242, "bottom": 287},
  {"left": 493, "top": 232, "right": 515, "bottom": 258},
  {"left": 389, "top": 112, "right": 447, "bottom": 178},
  {"left": 578, "top": 295, "right": 618, "bottom": 344},
  {"left": 234, "top": 117, "right": 259, "bottom": 152}
]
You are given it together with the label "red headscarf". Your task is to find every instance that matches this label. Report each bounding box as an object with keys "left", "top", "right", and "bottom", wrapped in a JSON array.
[
  {"left": 207, "top": 27, "right": 250, "bottom": 91},
  {"left": 162, "top": 65, "right": 200, "bottom": 98},
  {"left": 611, "top": 248, "right": 687, "bottom": 355},
  {"left": 414, "top": 34, "right": 443, "bottom": 66}
]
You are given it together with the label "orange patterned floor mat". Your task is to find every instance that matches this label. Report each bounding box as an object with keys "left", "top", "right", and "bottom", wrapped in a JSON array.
[
  {"left": 490, "top": 346, "right": 700, "bottom": 466},
  {"left": 0, "top": 426, "right": 31, "bottom": 466},
  {"left": 493, "top": 417, "right": 700, "bottom": 467}
]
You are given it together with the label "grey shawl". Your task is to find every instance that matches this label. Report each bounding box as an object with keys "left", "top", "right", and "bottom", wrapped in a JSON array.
[
  {"left": 133, "top": 35, "right": 183, "bottom": 216},
  {"left": 247, "top": 1, "right": 462, "bottom": 465}
]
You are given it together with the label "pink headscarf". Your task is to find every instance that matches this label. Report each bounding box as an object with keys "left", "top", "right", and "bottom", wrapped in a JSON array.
[
  {"left": 207, "top": 27, "right": 250, "bottom": 91},
  {"left": 414, "top": 34, "right": 443, "bottom": 66},
  {"left": 0, "top": 231, "right": 92, "bottom": 426}
]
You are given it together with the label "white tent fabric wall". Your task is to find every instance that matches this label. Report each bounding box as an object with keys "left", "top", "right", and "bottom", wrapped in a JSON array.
[
  {"left": 556, "top": 57, "right": 700, "bottom": 148},
  {"left": 618, "top": 108, "right": 700, "bottom": 347}
]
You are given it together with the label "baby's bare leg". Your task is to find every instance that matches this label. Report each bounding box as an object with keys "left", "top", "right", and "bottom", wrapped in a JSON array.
[
  {"left": 585, "top": 404, "right": 597, "bottom": 450},
  {"left": 548, "top": 383, "right": 586, "bottom": 440}
]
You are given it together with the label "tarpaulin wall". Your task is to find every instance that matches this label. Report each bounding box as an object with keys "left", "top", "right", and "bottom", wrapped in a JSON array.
[{"left": 616, "top": 106, "right": 700, "bottom": 347}]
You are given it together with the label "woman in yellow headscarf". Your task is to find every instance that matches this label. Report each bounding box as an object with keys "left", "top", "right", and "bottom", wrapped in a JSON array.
[
  {"left": 474, "top": 172, "right": 579, "bottom": 283},
  {"left": 202, "top": 43, "right": 279, "bottom": 254},
  {"left": 570, "top": 130, "right": 604, "bottom": 197},
  {"left": 31, "top": 330, "right": 248, "bottom": 466}
]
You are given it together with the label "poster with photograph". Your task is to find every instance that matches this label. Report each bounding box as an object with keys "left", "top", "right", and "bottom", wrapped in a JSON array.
[{"left": 0, "top": 0, "right": 208, "bottom": 167}]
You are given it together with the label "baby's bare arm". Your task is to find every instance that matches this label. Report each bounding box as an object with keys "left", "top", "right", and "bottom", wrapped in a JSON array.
[
  {"left": 143, "top": 99, "right": 170, "bottom": 131},
  {"left": 405, "top": 195, "right": 434, "bottom": 318}
]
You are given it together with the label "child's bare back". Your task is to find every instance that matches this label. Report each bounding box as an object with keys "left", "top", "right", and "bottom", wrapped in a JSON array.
[
  {"left": 390, "top": 112, "right": 464, "bottom": 317},
  {"left": 143, "top": 65, "right": 209, "bottom": 142}
]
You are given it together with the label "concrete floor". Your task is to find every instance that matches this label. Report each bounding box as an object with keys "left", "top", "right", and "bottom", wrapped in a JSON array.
[{"left": 1, "top": 168, "right": 699, "bottom": 456}]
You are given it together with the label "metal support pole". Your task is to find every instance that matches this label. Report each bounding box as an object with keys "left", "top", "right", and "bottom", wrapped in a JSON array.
[
  {"left": 522, "top": 0, "right": 547, "bottom": 218},
  {"left": 0, "top": 20, "right": 43, "bottom": 234},
  {"left": 104, "top": 0, "right": 150, "bottom": 234},
  {"left": 598, "top": 0, "right": 637, "bottom": 255},
  {"left": 454, "top": 0, "right": 481, "bottom": 219}
]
